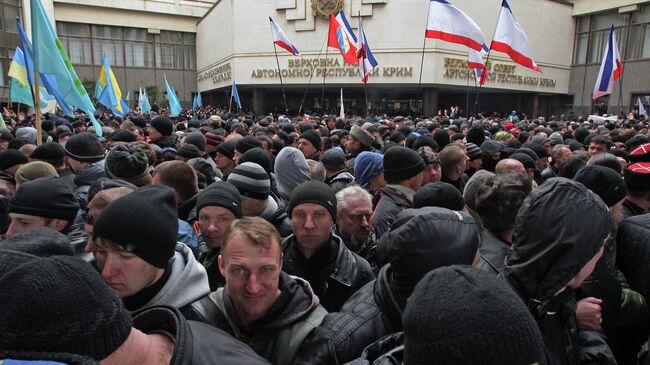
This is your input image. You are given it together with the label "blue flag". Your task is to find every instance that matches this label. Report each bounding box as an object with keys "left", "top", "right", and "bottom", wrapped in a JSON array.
[
  {"left": 140, "top": 87, "right": 152, "bottom": 114},
  {"left": 30, "top": 0, "right": 101, "bottom": 136},
  {"left": 164, "top": 74, "right": 182, "bottom": 117},
  {"left": 196, "top": 91, "right": 202, "bottom": 109},
  {"left": 17, "top": 18, "right": 73, "bottom": 117},
  {"left": 97, "top": 54, "right": 126, "bottom": 116},
  {"left": 231, "top": 80, "right": 242, "bottom": 110}
]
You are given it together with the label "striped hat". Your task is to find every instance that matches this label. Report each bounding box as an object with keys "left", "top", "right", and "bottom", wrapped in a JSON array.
[
  {"left": 630, "top": 142, "right": 650, "bottom": 163},
  {"left": 227, "top": 162, "right": 271, "bottom": 200},
  {"left": 464, "top": 142, "right": 482, "bottom": 160}
]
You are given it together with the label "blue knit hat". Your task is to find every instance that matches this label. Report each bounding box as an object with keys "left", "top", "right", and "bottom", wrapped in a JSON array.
[{"left": 354, "top": 151, "right": 383, "bottom": 189}]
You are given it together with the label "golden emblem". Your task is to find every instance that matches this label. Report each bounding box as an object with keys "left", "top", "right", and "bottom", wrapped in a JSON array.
[{"left": 311, "top": 0, "right": 344, "bottom": 18}]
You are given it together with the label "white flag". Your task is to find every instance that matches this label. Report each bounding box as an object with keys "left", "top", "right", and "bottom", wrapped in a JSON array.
[
  {"left": 339, "top": 88, "right": 345, "bottom": 119},
  {"left": 639, "top": 97, "right": 648, "bottom": 119}
]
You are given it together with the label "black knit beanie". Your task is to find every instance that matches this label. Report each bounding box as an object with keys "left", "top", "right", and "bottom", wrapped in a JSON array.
[
  {"left": 32, "top": 142, "right": 66, "bottom": 160},
  {"left": 9, "top": 176, "right": 79, "bottom": 221},
  {"left": 184, "top": 131, "right": 207, "bottom": 152},
  {"left": 383, "top": 146, "right": 425, "bottom": 184},
  {"left": 1, "top": 227, "right": 73, "bottom": 257},
  {"left": 413, "top": 182, "right": 465, "bottom": 210},
  {"left": 176, "top": 144, "right": 202, "bottom": 159},
  {"left": 195, "top": 181, "right": 242, "bottom": 218},
  {"left": 239, "top": 147, "right": 272, "bottom": 172},
  {"left": 227, "top": 162, "right": 271, "bottom": 200},
  {"left": 64, "top": 133, "right": 105, "bottom": 162},
  {"left": 235, "top": 136, "right": 262, "bottom": 155},
  {"left": 299, "top": 130, "right": 322, "bottom": 151},
  {"left": 466, "top": 125, "right": 486, "bottom": 146},
  {"left": 0, "top": 255, "right": 132, "bottom": 360},
  {"left": 403, "top": 266, "right": 545, "bottom": 365},
  {"left": 109, "top": 130, "right": 137, "bottom": 143},
  {"left": 0, "top": 149, "right": 28, "bottom": 170},
  {"left": 149, "top": 116, "right": 173, "bottom": 136},
  {"left": 93, "top": 185, "right": 178, "bottom": 268},
  {"left": 105, "top": 144, "right": 149, "bottom": 179},
  {"left": 288, "top": 180, "right": 337, "bottom": 220},
  {"left": 216, "top": 140, "right": 236, "bottom": 160},
  {"left": 574, "top": 165, "right": 626, "bottom": 207}
]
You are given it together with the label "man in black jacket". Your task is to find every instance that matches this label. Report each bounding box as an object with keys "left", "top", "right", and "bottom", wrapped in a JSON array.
[
  {"left": 293, "top": 207, "right": 480, "bottom": 365},
  {"left": 0, "top": 253, "right": 268, "bottom": 365},
  {"left": 282, "top": 180, "right": 375, "bottom": 312}
]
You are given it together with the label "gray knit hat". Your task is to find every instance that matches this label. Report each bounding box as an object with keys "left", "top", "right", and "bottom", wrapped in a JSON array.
[
  {"left": 227, "top": 162, "right": 271, "bottom": 200},
  {"left": 350, "top": 125, "right": 374, "bottom": 147}
]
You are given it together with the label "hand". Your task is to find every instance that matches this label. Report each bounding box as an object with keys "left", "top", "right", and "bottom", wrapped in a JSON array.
[{"left": 576, "top": 297, "right": 603, "bottom": 331}]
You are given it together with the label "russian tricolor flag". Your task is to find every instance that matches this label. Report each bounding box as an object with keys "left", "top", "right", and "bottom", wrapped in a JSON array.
[
  {"left": 593, "top": 25, "right": 623, "bottom": 101},
  {"left": 468, "top": 43, "right": 489, "bottom": 84},
  {"left": 270, "top": 17, "right": 301, "bottom": 57},
  {"left": 491, "top": 0, "right": 541, "bottom": 73},
  {"left": 357, "top": 16, "right": 378, "bottom": 83},
  {"left": 425, "top": 0, "right": 485, "bottom": 52},
  {"left": 328, "top": 11, "right": 359, "bottom": 65}
]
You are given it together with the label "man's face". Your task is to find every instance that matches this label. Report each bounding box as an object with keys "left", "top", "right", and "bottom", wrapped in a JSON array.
[
  {"left": 535, "top": 158, "right": 548, "bottom": 171},
  {"left": 345, "top": 137, "right": 361, "bottom": 154},
  {"left": 6, "top": 213, "right": 56, "bottom": 237},
  {"left": 0, "top": 140, "right": 8, "bottom": 151},
  {"left": 298, "top": 138, "right": 318, "bottom": 159},
  {"left": 148, "top": 127, "right": 162, "bottom": 141},
  {"left": 198, "top": 206, "right": 237, "bottom": 249},
  {"left": 468, "top": 158, "right": 482, "bottom": 170},
  {"left": 336, "top": 196, "right": 372, "bottom": 249},
  {"left": 241, "top": 196, "right": 265, "bottom": 217},
  {"left": 215, "top": 152, "right": 233, "bottom": 170},
  {"left": 291, "top": 203, "right": 333, "bottom": 253},
  {"left": 94, "top": 238, "right": 162, "bottom": 298},
  {"left": 233, "top": 150, "right": 242, "bottom": 165},
  {"left": 66, "top": 156, "right": 84, "bottom": 173},
  {"left": 588, "top": 142, "right": 608, "bottom": 156},
  {"left": 568, "top": 245, "right": 604, "bottom": 289},
  {"left": 218, "top": 233, "right": 282, "bottom": 325},
  {"left": 411, "top": 171, "right": 425, "bottom": 191},
  {"left": 423, "top": 163, "right": 442, "bottom": 184}
]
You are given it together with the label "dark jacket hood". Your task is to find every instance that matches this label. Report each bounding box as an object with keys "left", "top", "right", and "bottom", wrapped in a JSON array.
[
  {"left": 378, "top": 207, "right": 479, "bottom": 299},
  {"left": 503, "top": 178, "right": 614, "bottom": 306},
  {"left": 73, "top": 160, "right": 106, "bottom": 187}
]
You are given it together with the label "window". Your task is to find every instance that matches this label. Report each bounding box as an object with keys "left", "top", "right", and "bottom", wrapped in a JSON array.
[
  {"left": 57, "top": 23, "right": 92, "bottom": 65},
  {"left": 627, "top": 6, "right": 650, "bottom": 60},
  {"left": 574, "top": 17, "right": 590, "bottom": 64},
  {"left": 124, "top": 28, "right": 154, "bottom": 67},
  {"left": 2, "top": 3, "right": 20, "bottom": 33},
  {"left": 92, "top": 25, "right": 124, "bottom": 66},
  {"left": 155, "top": 30, "right": 196, "bottom": 69},
  {"left": 574, "top": 11, "right": 631, "bottom": 65}
]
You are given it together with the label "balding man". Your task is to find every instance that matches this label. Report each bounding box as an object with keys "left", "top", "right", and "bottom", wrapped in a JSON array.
[{"left": 495, "top": 158, "right": 526, "bottom": 177}]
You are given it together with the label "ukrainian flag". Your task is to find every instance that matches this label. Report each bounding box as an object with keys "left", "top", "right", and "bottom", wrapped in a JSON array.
[
  {"left": 8, "top": 47, "right": 48, "bottom": 107},
  {"left": 97, "top": 54, "right": 126, "bottom": 116}
]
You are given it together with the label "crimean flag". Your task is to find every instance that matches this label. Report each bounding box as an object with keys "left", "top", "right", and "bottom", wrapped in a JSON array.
[
  {"left": 357, "top": 16, "right": 379, "bottom": 84},
  {"left": 468, "top": 43, "right": 489, "bottom": 84},
  {"left": 592, "top": 26, "right": 623, "bottom": 101},
  {"left": 490, "top": 0, "right": 541, "bottom": 73},
  {"left": 328, "top": 11, "right": 359, "bottom": 65},
  {"left": 425, "top": 0, "right": 485, "bottom": 52},
  {"left": 270, "top": 17, "right": 301, "bottom": 57}
]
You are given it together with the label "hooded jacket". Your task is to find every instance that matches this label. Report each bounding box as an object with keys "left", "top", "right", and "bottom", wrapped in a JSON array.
[
  {"left": 259, "top": 195, "right": 292, "bottom": 238},
  {"left": 132, "top": 306, "right": 270, "bottom": 365},
  {"left": 130, "top": 244, "right": 211, "bottom": 321},
  {"left": 502, "top": 178, "right": 616, "bottom": 365},
  {"left": 371, "top": 185, "right": 413, "bottom": 242},
  {"left": 206, "top": 273, "right": 327, "bottom": 365},
  {"left": 152, "top": 134, "right": 178, "bottom": 162},
  {"left": 617, "top": 214, "right": 650, "bottom": 308},
  {"left": 73, "top": 160, "right": 106, "bottom": 208},
  {"left": 324, "top": 170, "right": 355, "bottom": 193},
  {"left": 273, "top": 147, "right": 311, "bottom": 201},
  {"left": 294, "top": 208, "right": 479, "bottom": 365},
  {"left": 476, "top": 228, "right": 510, "bottom": 275}
]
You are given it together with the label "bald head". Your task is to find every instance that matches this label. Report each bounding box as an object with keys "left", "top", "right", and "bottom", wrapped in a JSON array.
[{"left": 495, "top": 158, "right": 526, "bottom": 176}]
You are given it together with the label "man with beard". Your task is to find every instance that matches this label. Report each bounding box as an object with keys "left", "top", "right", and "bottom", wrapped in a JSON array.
[{"left": 334, "top": 186, "right": 377, "bottom": 270}]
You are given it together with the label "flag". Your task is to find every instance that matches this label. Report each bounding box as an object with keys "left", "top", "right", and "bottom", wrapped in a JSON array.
[
  {"left": 8, "top": 47, "right": 35, "bottom": 106},
  {"left": 139, "top": 87, "right": 152, "bottom": 114},
  {"left": 270, "top": 17, "right": 301, "bottom": 57},
  {"left": 231, "top": 80, "right": 242, "bottom": 110},
  {"left": 17, "top": 18, "right": 73, "bottom": 117},
  {"left": 0, "top": 113, "right": 5, "bottom": 128},
  {"left": 192, "top": 94, "right": 197, "bottom": 110},
  {"left": 592, "top": 26, "right": 623, "bottom": 101},
  {"left": 30, "top": 0, "right": 102, "bottom": 136},
  {"left": 97, "top": 54, "right": 126, "bottom": 116},
  {"left": 339, "top": 88, "right": 345, "bottom": 119},
  {"left": 490, "top": 0, "right": 541, "bottom": 73},
  {"left": 468, "top": 43, "right": 489, "bottom": 84},
  {"left": 328, "top": 11, "right": 359, "bottom": 65},
  {"left": 125, "top": 91, "right": 130, "bottom": 105},
  {"left": 357, "top": 16, "right": 379, "bottom": 83},
  {"left": 425, "top": 0, "right": 485, "bottom": 52},
  {"left": 639, "top": 97, "right": 648, "bottom": 119},
  {"left": 196, "top": 91, "right": 202, "bottom": 109},
  {"left": 164, "top": 74, "right": 182, "bottom": 117}
]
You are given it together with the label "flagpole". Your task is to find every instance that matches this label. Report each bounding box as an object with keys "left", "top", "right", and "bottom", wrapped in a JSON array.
[
  {"left": 321, "top": 46, "right": 329, "bottom": 113},
  {"left": 229, "top": 93, "right": 233, "bottom": 114},
  {"left": 359, "top": 11, "right": 370, "bottom": 118},
  {"left": 33, "top": 72, "right": 42, "bottom": 145},
  {"left": 299, "top": 34, "right": 328, "bottom": 115},
  {"left": 418, "top": 2, "right": 431, "bottom": 115},
  {"left": 465, "top": 68, "right": 470, "bottom": 118},
  {"left": 273, "top": 44, "right": 289, "bottom": 115},
  {"left": 476, "top": 1, "right": 504, "bottom": 116}
]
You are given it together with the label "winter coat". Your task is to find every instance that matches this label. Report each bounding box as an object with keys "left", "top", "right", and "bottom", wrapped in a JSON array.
[
  {"left": 371, "top": 186, "right": 412, "bottom": 241},
  {"left": 282, "top": 233, "right": 375, "bottom": 312},
  {"left": 344, "top": 332, "right": 404, "bottom": 365},
  {"left": 476, "top": 229, "right": 510, "bottom": 275},
  {"left": 325, "top": 170, "right": 355, "bottom": 193},
  {"left": 206, "top": 273, "right": 327, "bottom": 365},
  {"left": 274, "top": 147, "right": 310, "bottom": 200},
  {"left": 259, "top": 195, "right": 292, "bottom": 238},
  {"left": 73, "top": 160, "right": 106, "bottom": 208},
  {"left": 129, "top": 244, "right": 211, "bottom": 321},
  {"left": 622, "top": 199, "right": 647, "bottom": 221},
  {"left": 153, "top": 134, "right": 178, "bottom": 162},
  {"left": 502, "top": 178, "right": 616, "bottom": 365},
  {"left": 333, "top": 226, "right": 379, "bottom": 274},
  {"left": 197, "top": 245, "right": 226, "bottom": 292},
  {"left": 617, "top": 214, "right": 650, "bottom": 312},
  {"left": 293, "top": 265, "right": 403, "bottom": 365},
  {"left": 132, "top": 306, "right": 270, "bottom": 365}
]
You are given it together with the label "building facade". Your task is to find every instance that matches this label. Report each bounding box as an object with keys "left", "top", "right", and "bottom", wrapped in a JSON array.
[{"left": 197, "top": 0, "right": 574, "bottom": 117}]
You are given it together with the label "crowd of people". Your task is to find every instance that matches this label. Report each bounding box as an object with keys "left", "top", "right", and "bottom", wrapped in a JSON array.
[{"left": 0, "top": 105, "right": 649, "bottom": 365}]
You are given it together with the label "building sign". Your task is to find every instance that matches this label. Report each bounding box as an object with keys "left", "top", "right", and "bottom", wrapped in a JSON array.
[
  {"left": 442, "top": 57, "right": 557, "bottom": 88},
  {"left": 251, "top": 58, "right": 413, "bottom": 79},
  {"left": 197, "top": 63, "right": 232, "bottom": 84},
  {"left": 311, "top": 0, "right": 344, "bottom": 18}
]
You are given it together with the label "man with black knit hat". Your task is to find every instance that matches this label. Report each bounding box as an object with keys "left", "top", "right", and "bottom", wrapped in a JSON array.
[
  {"left": 31, "top": 142, "right": 75, "bottom": 189},
  {"left": 227, "top": 162, "right": 292, "bottom": 237},
  {"left": 622, "top": 162, "right": 650, "bottom": 219},
  {"left": 148, "top": 116, "right": 177, "bottom": 161},
  {"left": 104, "top": 143, "right": 152, "bottom": 187},
  {"left": 64, "top": 132, "right": 106, "bottom": 206},
  {"left": 195, "top": 180, "right": 242, "bottom": 290},
  {"left": 294, "top": 207, "right": 480, "bottom": 365},
  {"left": 464, "top": 142, "right": 483, "bottom": 177},
  {"left": 234, "top": 136, "right": 262, "bottom": 165},
  {"left": 282, "top": 180, "right": 374, "bottom": 312},
  {"left": 0, "top": 253, "right": 269, "bottom": 364},
  {"left": 298, "top": 130, "right": 322, "bottom": 161},
  {"left": 321, "top": 148, "right": 354, "bottom": 193},
  {"left": 215, "top": 140, "right": 237, "bottom": 178},
  {"left": 0, "top": 149, "right": 28, "bottom": 196},
  {"left": 371, "top": 146, "right": 425, "bottom": 240},
  {"left": 92, "top": 184, "right": 213, "bottom": 321}
]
